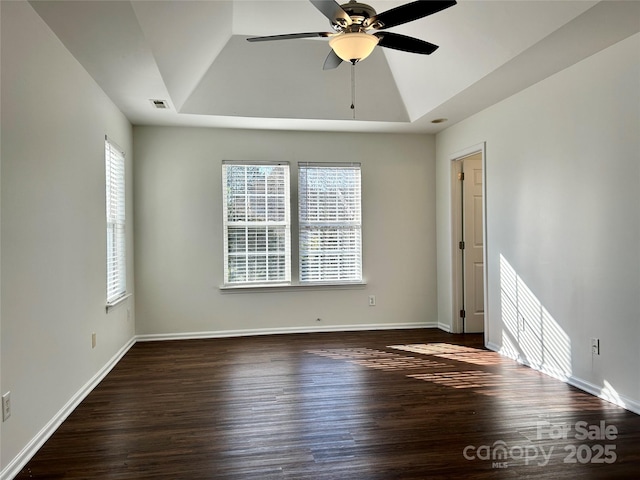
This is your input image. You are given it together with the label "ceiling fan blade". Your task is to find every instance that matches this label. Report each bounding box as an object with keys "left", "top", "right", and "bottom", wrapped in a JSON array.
[
  {"left": 309, "top": 0, "right": 352, "bottom": 26},
  {"left": 374, "top": 32, "right": 439, "bottom": 55},
  {"left": 367, "top": 0, "right": 456, "bottom": 30},
  {"left": 247, "top": 32, "right": 332, "bottom": 42},
  {"left": 323, "top": 49, "right": 343, "bottom": 70}
]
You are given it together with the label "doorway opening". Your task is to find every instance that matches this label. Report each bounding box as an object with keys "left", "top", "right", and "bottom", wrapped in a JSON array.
[{"left": 451, "top": 146, "right": 486, "bottom": 334}]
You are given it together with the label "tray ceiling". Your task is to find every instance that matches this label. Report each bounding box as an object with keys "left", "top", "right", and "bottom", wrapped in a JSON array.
[{"left": 28, "top": 0, "right": 640, "bottom": 133}]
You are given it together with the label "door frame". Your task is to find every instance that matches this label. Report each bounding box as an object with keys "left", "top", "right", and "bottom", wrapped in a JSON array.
[{"left": 449, "top": 143, "right": 488, "bottom": 337}]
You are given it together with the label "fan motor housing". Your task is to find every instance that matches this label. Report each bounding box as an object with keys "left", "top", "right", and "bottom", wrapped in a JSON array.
[{"left": 336, "top": 1, "right": 377, "bottom": 30}]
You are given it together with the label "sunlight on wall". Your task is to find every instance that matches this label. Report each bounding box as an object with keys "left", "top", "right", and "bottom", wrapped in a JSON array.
[
  {"left": 600, "top": 380, "right": 626, "bottom": 409},
  {"left": 499, "top": 254, "right": 572, "bottom": 380}
]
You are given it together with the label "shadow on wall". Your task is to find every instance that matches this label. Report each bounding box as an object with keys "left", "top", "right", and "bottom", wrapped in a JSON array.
[{"left": 498, "top": 254, "right": 572, "bottom": 381}]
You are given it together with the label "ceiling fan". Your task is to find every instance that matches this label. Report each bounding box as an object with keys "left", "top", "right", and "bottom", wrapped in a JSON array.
[{"left": 247, "top": 0, "right": 457, "bottom": 70}]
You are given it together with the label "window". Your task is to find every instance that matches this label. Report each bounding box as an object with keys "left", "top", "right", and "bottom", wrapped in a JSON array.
[
  {"left": 298, "top": 163, "right": 362, "bottom": 283},
  {"left": 222, "top": 162, "right": 291, "bottom": 285},
  {"left": 105, "top": 137, "right": 126, "bottom": 303}
]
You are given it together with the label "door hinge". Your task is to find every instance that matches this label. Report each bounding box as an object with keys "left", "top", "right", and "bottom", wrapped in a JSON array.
[
  {"left": 459, "top": 241, "right": 465, "bottom": 250},
  {"left": 460, "top": 309, "right": 466, "bottom": 319},
  {"left": 458, "top": 172, "right": 465, "bottom": 181}
]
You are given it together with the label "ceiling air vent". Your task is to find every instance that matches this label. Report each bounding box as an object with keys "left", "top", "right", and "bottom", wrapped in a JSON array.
[{"left": 150, "top": 99, "right": 170, "bottom": 109}]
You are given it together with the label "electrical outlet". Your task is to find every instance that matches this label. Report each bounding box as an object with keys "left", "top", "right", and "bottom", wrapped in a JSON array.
[
  {"left": 92, "top": 332, "right": 97, "bottom": 349},
  {"left": 2, "top": 391, "right": 11, "bottom": 422},
  {"left": 368, "top": 295, "right": 376, "bottom": 306},
  {"left": 591, "top": 338, "right": 600, "bottom": 356}
]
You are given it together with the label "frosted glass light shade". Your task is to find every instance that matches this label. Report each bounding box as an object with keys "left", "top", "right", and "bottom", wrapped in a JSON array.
[{"left": 329, "top": 32, "right": 379, "bottom": 62}]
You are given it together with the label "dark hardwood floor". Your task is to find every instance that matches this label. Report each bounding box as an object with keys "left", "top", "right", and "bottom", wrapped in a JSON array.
[{"left": 16, "top": 329, "right": 640, "bottom": 479}]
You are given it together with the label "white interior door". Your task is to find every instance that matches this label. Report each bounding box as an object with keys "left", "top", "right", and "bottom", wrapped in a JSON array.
[{"left": 462, "top": 153, "right": 484, "bottom": 332}]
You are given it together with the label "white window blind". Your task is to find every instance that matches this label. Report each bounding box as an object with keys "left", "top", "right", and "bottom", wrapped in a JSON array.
[
  {"left": 105, "top": 138, "right": 126, "bottom": 303},
  {"left": 222, "top": 163, "right": 291, "bottom": 285},
  {"left": 299, "top": 163, "right": 362, "bottom": 283}
]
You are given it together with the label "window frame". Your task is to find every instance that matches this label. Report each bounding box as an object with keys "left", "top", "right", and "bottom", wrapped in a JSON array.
[
  {"left": 298, "top": 162, "right": 363, "bottom": 285},
  {"left": 105, "top": 136, "right": 127, "bottom": 306},
  {"left": 220, "top": 161, "right": 365, "bottom": 291},
  {"left": 222, "top": 161, "right": 292, "bottom": 286}
]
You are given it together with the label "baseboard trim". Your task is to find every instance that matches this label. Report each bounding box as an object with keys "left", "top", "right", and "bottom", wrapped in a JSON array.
[
  {"left": 565, "top": 375, "right": 640, "bottom": 415},
  {"left": 2, "top": 322, "right": 439, "bottom": 479},
  {"left": 136, "top": 322, "right": 439, "bottom": 342},
  {"left": 0, "top": 337, "right": 136, "bottom": 480},
  {"left": 437, "top": 322, "right": 452, "bottom": 333},
  {"left": 2, "top": 323, "right": 437, "bottom": 478},
  {"left": 16, "top": 326, "right": 638, "bottom": 480},
  {"left": 485, "top": 342, "right": 640, "bottom": 416}
]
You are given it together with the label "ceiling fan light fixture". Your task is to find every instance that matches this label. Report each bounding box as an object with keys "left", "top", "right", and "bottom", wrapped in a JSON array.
[{"left": 329, "top": 32, "right": 379, "bottom": 63}]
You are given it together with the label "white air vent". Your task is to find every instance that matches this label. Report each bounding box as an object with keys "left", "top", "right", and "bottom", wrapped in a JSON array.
[{"left": 150, "top": 99, "right": 170, "bottom": 109}]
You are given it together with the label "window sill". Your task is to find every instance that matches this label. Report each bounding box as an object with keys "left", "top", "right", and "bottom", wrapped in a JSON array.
[
  {"left": 219, "top": 281, "right": 367, "bottom": 293},
  {"left": 106, "top": 293, "right": 132, "bottom": 312}
]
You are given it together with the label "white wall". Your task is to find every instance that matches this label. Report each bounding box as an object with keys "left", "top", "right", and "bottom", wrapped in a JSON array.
[
  {"left": 0, "top": 2, "right": 135, "bottom": 475},
  {"left": 436, "top": 34, "right": 640, "bottom": 410},
  {"left": 5, "top": 0, "right": 635, "bottom": 475},
  {"left": 134, "top": 127, "right": 436, "bottom": 336}
]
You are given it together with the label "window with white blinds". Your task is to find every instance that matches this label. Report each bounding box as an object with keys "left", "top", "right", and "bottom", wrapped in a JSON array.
[
  {"left": 222, "top": 163, "right": 291, "bottom": 285},
  {"left": 105, "top": 138, "right": 127, "bottom": 303},
  {"left": 298, "top": 163, "right": 362, "bottom": 283}
]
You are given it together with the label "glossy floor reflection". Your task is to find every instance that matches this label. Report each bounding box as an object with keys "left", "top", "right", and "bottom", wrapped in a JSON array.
[{"left": 16, "top": 329, "right": 640, "bottom": 480}]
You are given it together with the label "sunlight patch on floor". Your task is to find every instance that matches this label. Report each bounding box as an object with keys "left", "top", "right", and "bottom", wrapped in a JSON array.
[
  {"left": 435, "top": 352, "right": 506, "bottom": 366},
  {"left": 306, "top": 344, "right": 510, "bottom": 386},
  {"left": 305, "top": 348, "right": 449, "bottom": 371},
  {"left": 408, "top": 371, "right": 505, "bottom": 389},
  {"left": 388, "top": 343, "right": 483, "bottom": 355}
]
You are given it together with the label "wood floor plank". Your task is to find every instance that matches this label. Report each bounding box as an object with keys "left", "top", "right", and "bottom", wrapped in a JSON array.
[{"left": 15, "top": 329, "right": 640, "bottom": 479}]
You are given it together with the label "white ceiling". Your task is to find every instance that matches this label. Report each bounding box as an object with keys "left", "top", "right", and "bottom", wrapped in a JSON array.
[{"left": 29, "top": 0, "right": 640, "bottom": 134}]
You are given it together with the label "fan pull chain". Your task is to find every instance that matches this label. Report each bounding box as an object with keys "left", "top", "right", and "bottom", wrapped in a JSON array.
[{"left": 350, "top": 62, "right": 356, "bottom": 119}]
